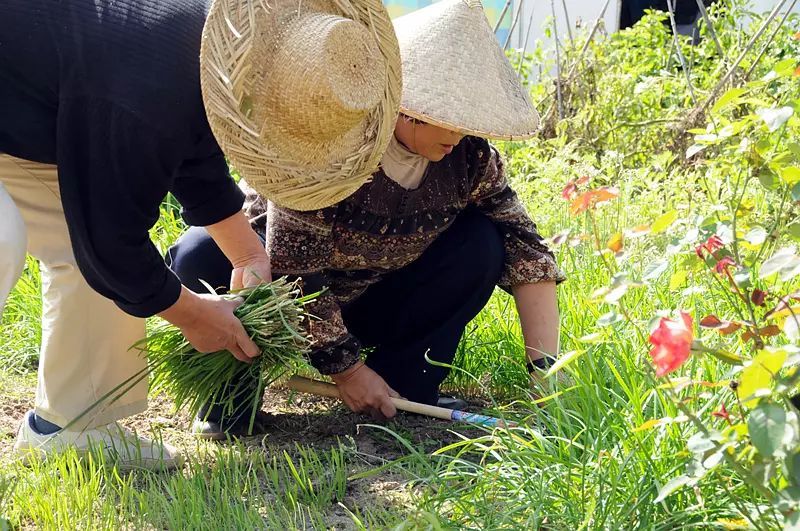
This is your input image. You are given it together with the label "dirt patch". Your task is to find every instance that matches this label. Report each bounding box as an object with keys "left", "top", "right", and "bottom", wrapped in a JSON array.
[
  {"left": 116, "top": 386, "right": 484, "bottom": 459},
  {"left": 0, "top": 378, "right": 488, "bottom": 527}
]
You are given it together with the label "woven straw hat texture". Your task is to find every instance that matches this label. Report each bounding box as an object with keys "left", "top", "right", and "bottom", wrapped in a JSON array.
[
  {"left": 393, "top": 0, "right": 539, "bottom": 140},
  {"left": 200, "top": 0, "right": 401, "bottom": 211}
]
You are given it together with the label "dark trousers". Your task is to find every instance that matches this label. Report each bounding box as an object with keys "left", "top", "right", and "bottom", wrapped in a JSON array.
[{"left": 166, "top": 209, "right": 504, "bottom": 424}]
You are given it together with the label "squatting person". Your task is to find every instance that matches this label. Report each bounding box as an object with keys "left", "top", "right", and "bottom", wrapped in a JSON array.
[{"left": 168, "top": 0, "right": 566, "bottom": 438}]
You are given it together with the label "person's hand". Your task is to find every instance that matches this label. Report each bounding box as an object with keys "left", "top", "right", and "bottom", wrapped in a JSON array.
[
  {"left": 331, "top": 362, "right": 400, "bottom": 420},
  {"left": 158, "top": 287, "right": 260, "bottom": 362},
  {"left": 230, "top": 256, "right": 271, "bottom": 290},
  {"left": 204, "top": 211, "right": 271, "bottom": 290}
]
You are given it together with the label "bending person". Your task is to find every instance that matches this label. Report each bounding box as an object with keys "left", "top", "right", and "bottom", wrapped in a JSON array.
[{"left": 1, "top": 0, "right": 399, "bottom": 467}]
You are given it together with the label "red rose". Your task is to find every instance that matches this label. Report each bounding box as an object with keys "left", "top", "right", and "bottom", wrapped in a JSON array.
[{"left": 649, "top": 311, "right": 694, "bottom": 377}]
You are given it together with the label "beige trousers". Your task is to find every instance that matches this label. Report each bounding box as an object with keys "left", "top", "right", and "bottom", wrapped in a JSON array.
[{"left": 0, "top": 154, "right": 148, "bottom": 429}]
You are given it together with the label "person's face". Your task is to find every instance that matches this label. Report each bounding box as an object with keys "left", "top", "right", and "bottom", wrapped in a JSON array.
[{"left": 394, "top": 116, "right": 466, "bottom": 162}]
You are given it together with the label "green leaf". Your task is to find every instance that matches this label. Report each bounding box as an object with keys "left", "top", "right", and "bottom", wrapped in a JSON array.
[
  {"left": 745, "top": 227, "right": 768, "bottom": 246},
  {"left": 760, "top": 248, "right": 799, "bottom": 279},
  {"left": 738, "top": 349, "right": 787, "bottom": 407},
  {"left": 773, "top": 58, "right": 798, "bottom": 77},
  {"left": 733, "top": 267, "right": 752, "bottom": 289},
  {"left": 787, "top": 221, "right": 800, "bottom": 241},
  {"left": 786, "top": 510, "right": 800, "bottom": 531},
  {"left": 597, "top": 311, "right": 623, "bottom": 327},
  {"left": 787, "top": 452, "right": 800, "bottom": 487},
  {"left": 688, "top": 431, "right": 717, "bottom": 455},
  {"left": 652, "top": 210, "right": 679, "bottom": 234},
  {"left": 756, "top": 138, "right": 773, "bottom": 157},
  {"left": 712, "top": 87, "right": 747, "bottom": 114},
  {"left": 654, "top": 475, "right": 693, "bottom": 504},
  {"left": 781, "top": 166, "right": 800, "bottom": 186},
  {"left": 643, "top": 258, "right": 670, "bottom": 282},
  {"left": 759, "top": 169, "right": 781, "bottom": 191},
  {"left": 669, "top": 270, "right": 689, "bottom": 290},
  {"left": 748, "top": 402, "right": 787, "bottom": 457},
  {"left": 757, "top": 107, "right": 794, "bottom": 132},
  {"left": 778, "top": 487, "right": 800, "bottom": 512},
  {"left": 544, "top": 350, "right": 585, "bottom": 377},
  {"left": 708, "top": 349, "right": 744, "bottom": 366},
  {"left": 686, "top": 144, "right": 706, "bottom": 159},
  {"left": 772, "top": 151, "right": 796, "bottom": 167}
]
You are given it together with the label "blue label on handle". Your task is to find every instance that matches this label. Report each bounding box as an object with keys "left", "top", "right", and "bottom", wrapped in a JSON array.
[{"left": 451, "top": 410, "right": 506, "bottom": 427}]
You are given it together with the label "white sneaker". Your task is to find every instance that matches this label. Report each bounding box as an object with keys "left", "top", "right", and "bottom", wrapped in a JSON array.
[{"left": 13, "top": 411, "right": 184, "bottom": 471}]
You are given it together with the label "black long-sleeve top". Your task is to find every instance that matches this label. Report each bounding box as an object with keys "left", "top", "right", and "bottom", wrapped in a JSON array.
[{"left": 0, "top": 0, "right": 244, "bottom": 317}]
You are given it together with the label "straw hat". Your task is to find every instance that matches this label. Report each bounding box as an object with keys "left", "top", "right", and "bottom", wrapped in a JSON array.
[
  {"left": 200, "top": 0, "right": 401, "bottom": 211},
  {"left": 393, "top": 0, "right": 539, "bottom": 140}
]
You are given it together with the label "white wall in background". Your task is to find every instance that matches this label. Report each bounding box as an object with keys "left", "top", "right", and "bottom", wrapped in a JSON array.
[
  {"left": 507, "top": 0, "right": 621, "bottom": 51},
  {"left": 510, "top": 0, "right": 797, "bottom": 82},
  {"left": 745, "top": 0, "right": 800, "bottom": 14},
  {"left": 506, "top": 0, "right": 621, "bottom": 81}
]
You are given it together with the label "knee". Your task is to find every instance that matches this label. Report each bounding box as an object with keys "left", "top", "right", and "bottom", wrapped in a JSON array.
[
  {"left": 167, "top": 227, "right": 231, "bottom": 293},
  {"left": 454, "top": 212, "right": 505, "bottom": 290}
]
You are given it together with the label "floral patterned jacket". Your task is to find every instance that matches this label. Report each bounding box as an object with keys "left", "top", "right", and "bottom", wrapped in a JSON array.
[{"left": 241, "top": 136, "right": 565, "bottom": 374}]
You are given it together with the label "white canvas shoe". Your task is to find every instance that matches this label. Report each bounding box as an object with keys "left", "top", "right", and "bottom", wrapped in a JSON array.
[{"left": 13, "top": 411, "right": 183, "bottom": 471}]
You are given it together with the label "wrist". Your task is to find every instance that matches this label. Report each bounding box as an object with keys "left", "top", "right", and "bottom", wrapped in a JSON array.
[
  {"left": 157, "top": 287, "right": 199, "bottom": 329},
  {"left": 231, "top": 251, "right": 269, "bottom": 270},
  {"left": 206, "top": 211, "right": 268, "bottom": 269},
  {"left": 331, "top": 361, "right": 365, "bottom": 384}
]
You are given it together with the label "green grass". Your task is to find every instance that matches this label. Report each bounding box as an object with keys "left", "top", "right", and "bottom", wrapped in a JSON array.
[
  {"left": 0, "top": 170, "right": 763, "bottom": 529},
  {"left": 0, "top": 440, "right": 404, "bottom": 529},
  {"left": 2, "top": 4, "right": 799, "bottom": 529},
  {"left": 0, "top": 257, "right": 41, "bottom": 374}
]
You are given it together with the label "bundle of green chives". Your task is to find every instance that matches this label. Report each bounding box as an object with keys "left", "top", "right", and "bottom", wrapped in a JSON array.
[{"left": 138, "top": 278, "right": 315, "bottom": 423}]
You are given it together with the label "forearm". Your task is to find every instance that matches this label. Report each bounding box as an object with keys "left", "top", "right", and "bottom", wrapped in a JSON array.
[
  {"left": 205, "top": 210, "right": 267, "bottom": 268},
  {"left": 512, "top": 281, "right": 559, "bottom": 361}
]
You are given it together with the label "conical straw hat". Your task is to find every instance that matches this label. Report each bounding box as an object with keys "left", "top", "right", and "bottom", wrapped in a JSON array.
[
  {"left": 393, "top": 0, "right": 539, "bottom": 140},
  {"left": 200, "top": 0, "right": 402, "bottom": 211}
]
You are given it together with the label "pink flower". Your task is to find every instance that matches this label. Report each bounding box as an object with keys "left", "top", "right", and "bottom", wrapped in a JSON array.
[
  {"left": 649, "top": 312, "right": 694, "bottom": 377},
  {"left": 714, "top": 256, "right": 737, "bottom": 274}
]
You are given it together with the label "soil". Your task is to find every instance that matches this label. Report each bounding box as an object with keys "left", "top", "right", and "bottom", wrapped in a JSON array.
[{"left": 0, "top": 378, "right": 488, "bottom": 528}]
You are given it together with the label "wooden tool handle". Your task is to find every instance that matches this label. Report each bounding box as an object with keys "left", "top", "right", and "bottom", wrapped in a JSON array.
[
  {"left": 286, "top": 376, "right": 515, "bottom": 428},
  {"left": 286, "top": 375, "right": 453, "bottom": 420}
]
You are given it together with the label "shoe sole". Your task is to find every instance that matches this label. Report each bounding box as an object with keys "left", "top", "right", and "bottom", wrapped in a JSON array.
[
  {"left": 14, "top": 443, "right": 182, "bottom": 472},
  {"left": 192, "top": 430, "right": 229, "bottom": 441}
]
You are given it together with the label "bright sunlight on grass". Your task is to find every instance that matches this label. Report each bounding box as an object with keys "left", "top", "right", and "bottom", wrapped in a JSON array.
[{"left": 2, "top": 3, "right": 800, "bottom": 529}]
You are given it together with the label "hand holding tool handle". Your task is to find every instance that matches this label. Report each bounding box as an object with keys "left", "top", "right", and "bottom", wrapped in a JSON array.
[{"left": 286, "top": 375, "right": 516, "bottom": 428}]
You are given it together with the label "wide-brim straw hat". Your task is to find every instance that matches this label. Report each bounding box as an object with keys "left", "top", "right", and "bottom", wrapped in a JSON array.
[
  {"left": 393, "top": 0, "right": 539, "bottom": 140},
  {"left": 200, "top": 0, "right": 401, "bottom": 211}
]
